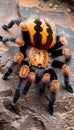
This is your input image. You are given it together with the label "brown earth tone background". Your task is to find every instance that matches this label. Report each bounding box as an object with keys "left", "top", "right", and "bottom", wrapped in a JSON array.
[{"left": 0, "top": 0, "right": 74, "bottom": 130}]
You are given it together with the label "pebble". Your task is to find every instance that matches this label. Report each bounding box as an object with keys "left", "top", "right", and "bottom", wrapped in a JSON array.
[
  {"left": 67, "top": 8, "right": 71, "bottom": 13},
  {"left": 53, "top": 7, "right": 57, "bottom": 10},
  {"left": 49, "top": 3, "right": 53, "bottom": 8},
  {"left": 64, "top": 106, "right": 69, "bottom": 111},
  {"left": 54, "top": 4, "right": 58, "bottom": 8},
  {"left": 39, "top": 3, "right": 43, "bottom": 8}
]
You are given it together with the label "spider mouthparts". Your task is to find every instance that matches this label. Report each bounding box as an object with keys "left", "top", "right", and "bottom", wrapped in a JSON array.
[{"left": 38, "top": 63, "right": 42, "bottom": 66}]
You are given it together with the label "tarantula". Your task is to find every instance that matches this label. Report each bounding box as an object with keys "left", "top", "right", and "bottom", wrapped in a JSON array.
[{"left": 0, "top": 19, "right": 73, "bottom": 115}]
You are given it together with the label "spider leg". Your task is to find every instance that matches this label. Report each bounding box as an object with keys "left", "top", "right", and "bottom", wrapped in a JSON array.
[
  {"left": 51, "top": 48, "right": 71, "bottom": 63},
  {"left": 38, "top": 82, "right": 46, "bottom": 96},
  {"left": 2, "top": 19, "right": 21, "bottom": 30},
  {"left": 12, "top": 64, "right": 30, "bottom": 107},
  {"left": 52, "top": 60, "right": 73, "bottom": 93},
  {"left": 56, "top": 35, "right": 60, "bottom": 42},
  {"left": 23, "top": 81, "right": 32, "bottom": 95},
  {"left": 0, "top": 36, "right": 15, "bottom": 43},
  {"left": 23, "top": 72, "right": 36, "bottom": 95},
  {"left": 49, "top": 91, "right": 56, "bottom": 115},
  {"left": 0, "top": 35, "right": 25, "bottom": 46},
  {"left": 48, "top": 69, "right": 59, "bottom": 115},
  {"left": 50, "top": 35, "right": 67, "bottom": 52},
  {"left": 12, "top": 77, "right": 23, "bottom": 107},
  {"left": 38, "top": 73, "right": 50, "bottom": 96},
  {"left": 2, "top": 52, "right": 24, "bottom": 80},
  {"left": 2, "top": 62, "right": 17, "bottom": 80},
  {"left": 38, "top": 69, "right": 59, "bottom": 115}
]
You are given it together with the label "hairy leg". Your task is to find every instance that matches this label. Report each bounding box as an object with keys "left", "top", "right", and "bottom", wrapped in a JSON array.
[
  {"left": 2, "top": 19, "right": 21, "bottom": 30},
  {"left": 38, "top": 73, "right": 50, "bottom": 96},
  {"left": 12, "top": 64, "right": 30, "bottom": 107},
  {"left": 50, "top": 35, "right": 67, "bottom": 52},
  {"left": 0, "top": 35, "right": 25, "bottom": 46},
  {"left": 38, "top": 82, "right": 46, "bottom": 96},
  {"left": 23, "top": 72, "right": 36, "bottom": 95},
  {"left": 51, "top": 48, "right": 71, "bottom": 63},
  {"left": 49, "top": 80, "right": 59, "bottom": 115},
  {"left": 47, "top": 69, "right": 59, "bottom": 115},
  {"left": 12, "top": 77, "right": 23, "bottom": 107},
  {"left": 23, "top": 81, "right": 32, "bottom": 95},
  {"left": 52, "top": 60, "right": 73, "bottom": 93},
  {"left": 2, "top": 53, "right": 24, "bottom": 80},
  {"left": 2, "top": 62, "right": 17, "bottom": 80}
]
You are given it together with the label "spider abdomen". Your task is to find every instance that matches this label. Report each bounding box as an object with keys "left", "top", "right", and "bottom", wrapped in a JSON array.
[{"left": 26, "top": 19, "right": 56, "bottom": 49}]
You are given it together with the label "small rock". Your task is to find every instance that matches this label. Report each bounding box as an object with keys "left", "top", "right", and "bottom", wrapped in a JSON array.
[
  {"left": 39, "top": 3, "right": 43, "bottom": 8},
  {"left": 49, "top": 3, "right": 53, "bottom": 8},
  {"left": 64, "top": 125, "right": 68, "bottom": 129},
  {"left": 54, "top": 4, "right": 58, "bottom": 8},
  {"left": 53, "top": 7, "right": 57, "bottom": 10},
  {"left": 67, "top": 8, "right": 71, "bottom": 13},
  {"left": 64, "top": 105, "right": 70, "bottom": 111},
  {"left": 35, "top": 9, "right": 39, "bottom": 13},
  {"left": 12, "top": 120, "right": 20, "bottom": 129}
]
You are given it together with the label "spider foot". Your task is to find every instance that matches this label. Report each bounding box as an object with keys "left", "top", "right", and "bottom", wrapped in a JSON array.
[
  {"left": 38, "top": 82, "right": 45, "bottom": 96},
  {"left": 48, "top": 102, "right": 54, "bottom": 115},
  {"left": 11, "top": 97, "right": 19, "bottom": 107},
  {"left": 2, "top": 74, "right": 8, "bottom": 80},
  {"left": 65, "top": 85, "right": 73, "bottom": 93},
  {"left": 23, "top": 88, "right": 28, "bottom": 95},
  {"left": 2, "top": 25, "right": 8, "bottom": 30},
  {"left": 2, "top": 68, "right": 13, "bottom": 80},
  {"left": 38, "top": 88, "right": 44, "bottom": 96}
]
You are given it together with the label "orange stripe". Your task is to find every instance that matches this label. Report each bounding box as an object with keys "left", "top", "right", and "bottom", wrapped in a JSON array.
[
  {"left": 26, "top": 19, "right": 36, "bottom": 46},
  {"left": 40, "top": 20, "right": 48, "bottom": 45}
]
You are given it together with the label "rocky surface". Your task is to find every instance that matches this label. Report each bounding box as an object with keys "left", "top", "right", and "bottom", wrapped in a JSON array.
[
  {"left": 0, "top": 0, "right": 74, "bottom": 130},
  {"left": 60, "top": 0, "right": 74, "bottom": 11}
]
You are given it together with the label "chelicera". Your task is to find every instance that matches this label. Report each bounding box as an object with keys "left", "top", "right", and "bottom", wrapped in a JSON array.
[{"left": 0, "top": 19, "right": 73, "bottom": 115}]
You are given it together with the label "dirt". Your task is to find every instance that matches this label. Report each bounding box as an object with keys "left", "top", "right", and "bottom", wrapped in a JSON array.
[{"left": 0, "top": 0, "right": 74, "bottom": 130}]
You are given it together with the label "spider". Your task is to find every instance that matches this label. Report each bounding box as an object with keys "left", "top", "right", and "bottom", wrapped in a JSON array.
[{"left": 0, "top": 18, "right": 73, "bottom": 115}]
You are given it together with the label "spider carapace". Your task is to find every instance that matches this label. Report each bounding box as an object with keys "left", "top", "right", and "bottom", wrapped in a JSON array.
[{"left": 0, "top": 18, "right": 73, "bottom": 115}]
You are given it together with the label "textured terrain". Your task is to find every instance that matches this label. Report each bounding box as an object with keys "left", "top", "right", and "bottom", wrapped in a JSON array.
[{"left": 0, "top": 0, "right": 74, "bottom": 130}]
